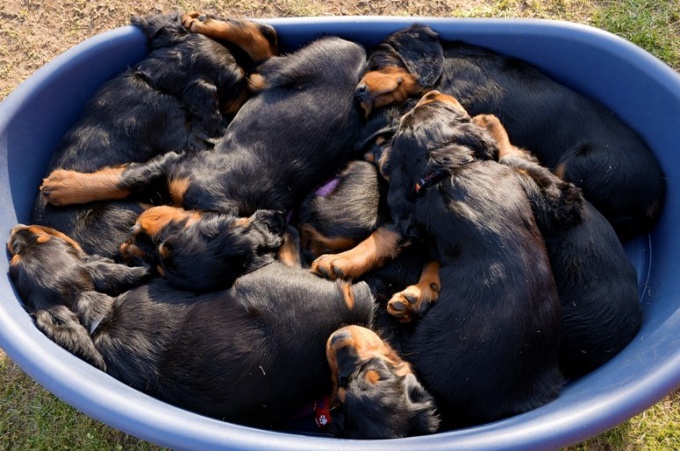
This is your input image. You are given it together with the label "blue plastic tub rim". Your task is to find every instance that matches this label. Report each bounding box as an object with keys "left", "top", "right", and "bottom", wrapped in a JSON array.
[{"left": 1, "top": 17, "right": 680, "bottom": 450}]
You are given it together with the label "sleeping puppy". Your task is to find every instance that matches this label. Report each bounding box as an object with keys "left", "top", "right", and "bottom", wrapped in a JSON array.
[
  {"left": 318, "top": 91, "right": 564, "bottom": 428},
  {"left": 473, "top": 114, "right": 642, "bottom": 379},
  {"left": 325, "top": 325, "right": 440, "bottom": 438},
  {"left": 295, "top": 160, "right": 389, "bottom": 264},
  {"left": 356, "top": 24, "right": 666, "bottom": 241},
  {"left": 7, "top": 225, "right": 152, "bottom": 370},
  {"left": 31, "top": 12, "right": 277, "bottom": 259},
  {"left": 39, "top": 33, "right": 367, "bottom": 221},
  {"left": 296, "top": 159, "right": 440, "bottom": 323},
  {"left": 7, "top": 224, "right": 375, "bottom": 429},
  {"left": 119, "top": 205, "right": 287, "bottom": 292}
]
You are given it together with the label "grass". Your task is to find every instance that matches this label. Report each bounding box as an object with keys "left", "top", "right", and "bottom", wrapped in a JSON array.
[
  {"left": 1, "top": 0, "right": 680, "bottom": 449},
  {"left": 593, "top": 0, "right": 680, "bottom": 70}
]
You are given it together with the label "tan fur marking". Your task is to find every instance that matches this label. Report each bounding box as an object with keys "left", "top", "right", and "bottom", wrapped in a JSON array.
[
  {"left": 300, "top": 224, "right": 359, "bottom": 258},
  {"left": 365, "top": 370, "right": 381, "bottom": 384},
  {"left": 9, "top": 254, "right": 21, "bottom": 265},
  {"left": 183, "top": 13, "right": 278, "bottom": 61},
  {"left": 471, "top": 113, "right": 521, "bottom": 160},
  {"left": 247, "top": 73, "right": 268, "bottom": 92},
  {"left": 41, "top": 167, "right": 129, "bottom": 206},
  {"left": 387, "top": 260, "right": 441, "bottom": 322},
  {"left": 277, "top": 231, "right": 301, "bottom": 268},
  {"left": 135, "top": 206, "right": 201, "bottom": 239},
  {"left": 326, "top": 325, "right": 412, "bottom": 403},
  {"left": 339, "top": 281, "right": 355, "bottom": 310},
  {"left": 554, "top": 162, "right": 568, "bottom": 180},
  {"left": 311, "top": 226, "right": 402, "bottom": 280},
  {"left": 233, "top": 216, "right": 252, "bottom": 228},
  {"left": 169, "top": 178, "right": 191, "bottom": 206},
  {"left": 119, "top": 241, "right": 146, "bottom": 259},
  {"left": 359, "top": 66, "right": 422, "bottom": 117},
  {"left": 418, "top": 91, "right": 467, "bottom": 115},
  {"left": 27, "top": 225, "right": 83, "bottom": 252}
]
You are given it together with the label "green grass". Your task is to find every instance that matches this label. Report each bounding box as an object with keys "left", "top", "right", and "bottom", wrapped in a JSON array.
[
  {"left": 593, "top": 0, "right": 680, "bottom": 70},
  {"left": 0, "top": 353, "right": 160, "bottom": 450}
]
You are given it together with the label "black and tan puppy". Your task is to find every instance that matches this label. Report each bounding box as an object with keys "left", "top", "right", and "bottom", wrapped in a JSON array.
[
  {"left": 31, "top": 12, "right": 277, "bottom": 258},
  {"left": 120, "top": 205, "right": 286, "bottom": 292},
  {"left": 39, "top": 33, "right": 367, "bottom": 223},
  {"left": 325, "top": 325, "right": 439, "bottom": 438},
  {"left": 317, "top": 92, "right": 564, "bottom": 428},
  {"left": 473, "top": 113, "right": 642, "bottom": 379},
  {"left": 356, "top": 24, "right": 666, "bottom": 241},
  {"left": 7, "top": 225, "right": 152, "bottom": 370},
  {"left": 7, "top": 224, "right": 375, "bottom": 429},
  {"left": 295, "top": 160, "right": 389, "bottom": 264}
]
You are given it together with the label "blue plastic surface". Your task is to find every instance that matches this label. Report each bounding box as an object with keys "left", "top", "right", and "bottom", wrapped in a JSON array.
[{"left": 1, "top": 17, "right": 680, "bottom": 450}]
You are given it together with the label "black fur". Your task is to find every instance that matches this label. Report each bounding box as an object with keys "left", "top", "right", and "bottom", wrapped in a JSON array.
[
  {"left": 384, "top": 93, "right": 563, "bottom": 428},
  {"left": 359, "top": 24, "right": 666, "bottom": 241},
  {"left": 7, "top": 224, "right": 375, "bottom": 429},
  {"left": 123, "top": 207, "right": 287, "bottom": 292},
  {"left": 31, "top": 12, "right": 254, "bottom": 258},
  {"left": 489, "top": 122, "right": 642, "bottom": 379},
  {"left": 41, "top": 37, "right": 366, "bottom": 220}
]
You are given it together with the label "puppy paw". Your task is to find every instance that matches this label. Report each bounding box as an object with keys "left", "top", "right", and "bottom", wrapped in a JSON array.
[
  {"left": 40, "top": 169, "right": 84, "bottom": 206},
  {"left": 387, "top": 280, "right": 440, "bottom": 322},
  {"left": 181, "top": 11, "right": 209, "bottom": 31},
  {"left": 311, "top": 254, "right": 361, "bottom": 280}
]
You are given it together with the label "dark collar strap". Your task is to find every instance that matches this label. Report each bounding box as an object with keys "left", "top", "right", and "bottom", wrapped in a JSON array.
[
  {"left": 412, "top": 155, "right": 476, "bottom": 197},
  {"left": 413, "top": 169, "right": 449, "bottom": 197}
]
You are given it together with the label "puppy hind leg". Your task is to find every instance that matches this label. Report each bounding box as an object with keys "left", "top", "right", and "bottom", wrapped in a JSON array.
[{"left": 182, "top": 12, "right": 278, "bottom": 63}]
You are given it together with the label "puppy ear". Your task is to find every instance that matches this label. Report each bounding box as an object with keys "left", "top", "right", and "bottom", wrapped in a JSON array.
[
  {"left": 404, "top": 373, "right": 440, "bottom": 434},
  {"left": 387, "top": 25, "right": 444, "bottom": 88},
  {"left": 387, "top": 171, "right": 418, "bottom": 238},
  {"left": 452, "top": 123, "right": 500, "bottom": 161}
]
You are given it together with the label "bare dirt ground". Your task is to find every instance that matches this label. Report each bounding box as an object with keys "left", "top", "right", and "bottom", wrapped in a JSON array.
[{"left": 0, "top": 0, "right": 586, "bottom": 99}]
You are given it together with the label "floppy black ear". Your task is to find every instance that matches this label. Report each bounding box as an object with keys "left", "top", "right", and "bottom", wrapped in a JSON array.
[
  {"left": 387, "top": 25, "right": 444, "bottom": 88},
  {"left": 404, "top": 373, "right": 440, "bottom": 434},
  {"left": 33, "top": 306, "right": 107, "bottom": 371},
  {"left": 448, "top": 123, "right": 500, "bottom": 161},
  {"left": 84, "top": 258, "right": 152, "bottom": 296},
  {"left": 387, "top": 168, "right": 418, "bottom": 239}
]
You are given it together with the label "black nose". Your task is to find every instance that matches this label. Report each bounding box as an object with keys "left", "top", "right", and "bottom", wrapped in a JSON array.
[
  {"left": 355, "top": 83, "right": 369, "bottom": 101},
  {"left": 330, "top": 328, "right": 352, "bottom": 347}
]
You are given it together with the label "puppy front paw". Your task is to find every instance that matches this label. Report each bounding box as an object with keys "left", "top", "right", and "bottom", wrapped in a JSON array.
[
  {"left": 387, "top": 280, "right": 440, "bottom": 322},
  {"left": 40, "top": 169, "right": 84, "bottom": 206},
  {"left": 312, "top": 254, "right": 365, "bottom": 280}
]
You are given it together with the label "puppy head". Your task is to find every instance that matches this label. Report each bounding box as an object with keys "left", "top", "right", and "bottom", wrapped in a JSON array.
[
  {"left": 356, "top": 25, "right": 444, "bottom": 118},
  {"left": 326, "top": 325, "right": 439, "bottom": 439},
  {"left": 122, "top": 206, "right": 286, "bottom": 292},
  {"left": 386, "top": 91, "right": 499, "bottom": 236},
  {"left": 8, "top": 225, "right": 91, "bottom": 312}
]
